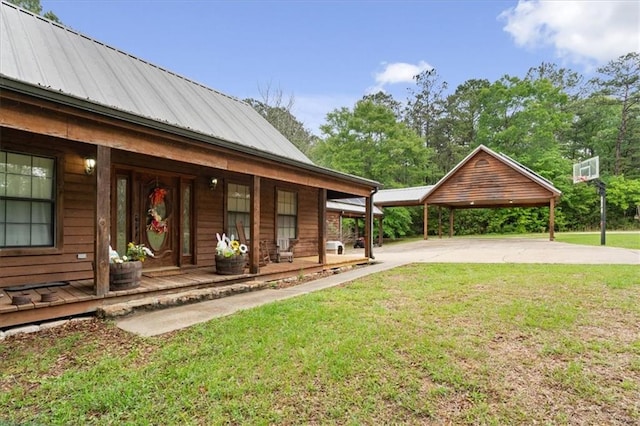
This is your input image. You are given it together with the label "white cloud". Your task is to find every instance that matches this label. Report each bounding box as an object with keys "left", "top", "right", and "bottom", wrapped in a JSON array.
[
  {"left": 292, "top": 61, "right": 433, "bottom": 136},
  {"left": 500, "top": 0, "right": 640, "bottom": 67},
  {"left": 368, "top": 60, "right": 434, "bottom": 93}
]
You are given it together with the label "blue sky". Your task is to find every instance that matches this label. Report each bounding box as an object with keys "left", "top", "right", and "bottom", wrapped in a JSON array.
[{"left": 41, "top": 1, "right": 639, "bottom": 135}]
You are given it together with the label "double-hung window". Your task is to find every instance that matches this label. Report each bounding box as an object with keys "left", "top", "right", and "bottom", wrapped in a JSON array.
[
  {"left": 227, "top": 183, "right": 250, "bottom": 240},
  {"left": 277, "top": 189, "right": 297, "bottom": 241},
  {"left": 0, "top": 151, "right": 55, "bottom": 248}
]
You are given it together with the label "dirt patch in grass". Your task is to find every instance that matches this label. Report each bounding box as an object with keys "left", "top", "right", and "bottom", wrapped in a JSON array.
[{"left": 1, "top": 318, "right": 157, "bottom": 395}]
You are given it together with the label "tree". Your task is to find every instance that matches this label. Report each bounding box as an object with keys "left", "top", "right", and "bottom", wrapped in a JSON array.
[
  {"left": 313, "top": 99, "right": 433, "bottom": 238},
  {"left": 313, "top": 99, "right": 431, "bottom": 187},
  {"left": 589, "top": 52, "right": 640, "bottom": 176},
  {"left": 244, "top": 83, "right": 317, "bottom": 156},
  {"left": 432, "top": 79, "right": 491, "bottom": 178},
  {"left": 404, "top": 69, "right": 448, "bottom": 148},
  {"left": 8, "top": 0, "right": 60, "bottom": 22}
]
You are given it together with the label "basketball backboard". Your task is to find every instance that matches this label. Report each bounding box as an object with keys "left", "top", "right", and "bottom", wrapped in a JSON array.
[{"left": 573, "top": 156, "right": 599, "bottom": 183}]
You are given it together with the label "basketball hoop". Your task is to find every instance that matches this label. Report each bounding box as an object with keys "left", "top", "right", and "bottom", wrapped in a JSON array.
[{"left": 573, "top": 156, "right": 599, "bottom": 184}]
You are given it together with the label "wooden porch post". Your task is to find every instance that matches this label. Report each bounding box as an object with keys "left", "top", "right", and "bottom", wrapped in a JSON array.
[
  {"left": 449, "top": 208, "right": 454, "bottom": 238},
  {"left": 423, "top": 202, "right": 429, "bottom": 240},
  {"left": 365, "top": 194, "right": 374, "bottom": 259},
  {"left": 378, "top": 216, "right": 384, "bottom": 247},
  {"left": 95, "top": 145, "right": 110, "bottom": 296},
  {"left": 318, "top": 188, "right": 327, "bottom": 265},
  {"left": 438, "top": 206, "right": 442, "bottom": 239},
  {"left": 250, "top": 176, "right": 260, "bottom": 274},
  {"left": 549, "top": 197, "right": 555, "bottom": 241}
]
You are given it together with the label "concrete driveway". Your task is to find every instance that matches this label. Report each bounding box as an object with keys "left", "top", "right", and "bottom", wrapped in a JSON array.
[{"left": 371, "top": 236, "right": 640, "bottom": 265}]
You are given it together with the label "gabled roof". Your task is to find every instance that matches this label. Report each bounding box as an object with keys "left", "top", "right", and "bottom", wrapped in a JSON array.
[
  {"left": 374, "top": 186, "right": 433, "bottom": 207},
  {"left": 422, "top": 144, "right": 561, "bottom": 208},
  {"left": 0, "top": 1, "right": 311, "bottom": 164}
]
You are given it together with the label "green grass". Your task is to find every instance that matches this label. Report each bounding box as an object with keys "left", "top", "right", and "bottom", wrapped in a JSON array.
[
  {"left": 2, "top": 264, "right": 639, "bottom": 424},
  {"left": 555, "top": 231, "right": 640, "bottom": 250}
]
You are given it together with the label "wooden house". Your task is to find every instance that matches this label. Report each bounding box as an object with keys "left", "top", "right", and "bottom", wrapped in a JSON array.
[{"left": 0, "top": 2, "right": 379, "bottom": 327}]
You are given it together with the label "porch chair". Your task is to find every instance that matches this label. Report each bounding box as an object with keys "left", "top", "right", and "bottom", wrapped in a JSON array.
[
  {"left": 236, "top": 220, "right": 272, "bottom": 266},
  {"left": 276, "top": 238, "right": 298, "bottom": 263},
  {"left": 260, "top": 240, "right": 272, "bottom": 265}
]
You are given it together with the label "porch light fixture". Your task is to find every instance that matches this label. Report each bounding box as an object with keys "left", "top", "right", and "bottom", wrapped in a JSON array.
[
  {"left": 84, "top": 157, "right": 96, "bottom": 175},
  {"left": 209, "top": 177, "right": 218, "bottom": 191}
]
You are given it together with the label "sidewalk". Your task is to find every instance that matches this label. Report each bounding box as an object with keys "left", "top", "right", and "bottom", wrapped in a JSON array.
[
  {"left": 116, "top": 237, "right": 639, "bottom": 337},
  {"left": 116, "top": 260, "right": 406, "bottom": 337}
]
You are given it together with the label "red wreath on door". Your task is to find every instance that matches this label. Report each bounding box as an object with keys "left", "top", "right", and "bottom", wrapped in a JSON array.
[{"left": 148, "top": 187, "right": 168, "bottom": 234}]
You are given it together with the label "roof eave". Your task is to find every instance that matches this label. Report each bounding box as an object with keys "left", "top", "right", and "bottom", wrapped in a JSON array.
[{"left": 1, "top": 76, "right": 381, "bottom": 190}]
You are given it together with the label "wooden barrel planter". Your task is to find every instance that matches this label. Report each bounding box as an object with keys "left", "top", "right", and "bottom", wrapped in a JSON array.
[
  {"left": 109, "top": 261, "right": 142, "bottom": 291},
  {"left": 215, "top": 254, "right": 246, "bottom": 275}
]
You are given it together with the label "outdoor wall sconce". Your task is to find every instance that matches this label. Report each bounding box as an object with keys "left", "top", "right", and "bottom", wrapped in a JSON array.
[
  {"left": 84, "top": 157, "right": 96, "bottom": 175},
  {"left": 209, "top": 177, "right": 218, "bottom": 191}
]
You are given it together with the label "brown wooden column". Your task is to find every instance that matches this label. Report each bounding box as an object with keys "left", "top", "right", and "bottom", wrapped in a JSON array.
[
  {"left": 449, "top": 208, "right": 454, "bottom": 238},
  {"left": 423, "top": 202, "right": 429, "bottom": 240},
  {"left": 365, "top": 194, "right": 374, "bottom": 259},
  {"left": 378, "top": 216, "right": 384, "bottom": 247},
  {"left": 438, "top": 206, "right": 442, "bottom": 238},
  {"left": 250, "top": 176, "right": 261, "bottom": 274},
  {"left": 549, "top": 197, "right": 555, "bottom": 241},
  {"left": 95, "top": 145, "right": 111, "bottom": 296},
  {"left": 318, "top": 188, "right": 327, "bottom": 265}
]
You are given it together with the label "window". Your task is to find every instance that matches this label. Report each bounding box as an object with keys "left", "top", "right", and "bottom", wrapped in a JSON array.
[
  {"left": 0, "top": 151, "right": 55, "bottom": 248},
  {"left": 277, "top": 189, "right": 297, "bottom": 240},
  {"left": 182, "top": 183, "right": 191, "bottom": 255},
  {"left": 227, "top": 183, "right": 250, "bottom": 239}
]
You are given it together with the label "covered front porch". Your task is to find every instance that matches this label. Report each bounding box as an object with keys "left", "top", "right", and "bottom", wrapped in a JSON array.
[{"left": 0, "top": 253, "right": 370, "bottom": 329}]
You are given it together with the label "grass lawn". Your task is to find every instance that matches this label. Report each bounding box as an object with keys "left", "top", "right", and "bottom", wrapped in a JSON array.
[
  {"left": 2, "top": 264, "right": 639, "bottom": 424},
  {"left": 555, "top": 232, "right": 640, "bottom": 250}
]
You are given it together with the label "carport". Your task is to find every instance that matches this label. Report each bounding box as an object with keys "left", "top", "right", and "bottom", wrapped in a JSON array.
[{"left": 422, "top": 145, "right": 562, "bottom": 241}]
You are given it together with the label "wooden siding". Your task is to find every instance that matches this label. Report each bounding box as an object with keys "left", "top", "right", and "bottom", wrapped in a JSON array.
[
  {"left": 1, "top": 131, "right": 96, "bottom": 287},
  {"left": 425, "top": 151, "right": 553, "bottom": 208}
]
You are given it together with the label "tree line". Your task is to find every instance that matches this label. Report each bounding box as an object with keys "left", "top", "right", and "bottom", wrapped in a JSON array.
[{"left": 251, "top": 54, "right": 640, "bottom": 238}]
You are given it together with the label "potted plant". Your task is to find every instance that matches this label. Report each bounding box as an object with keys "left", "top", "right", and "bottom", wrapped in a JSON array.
[
  {"left": 215, "top": 233, "right": 248, "bottom": 275},
  {"left": 109, "top": 242, "right": 154, "bottom": 290}
]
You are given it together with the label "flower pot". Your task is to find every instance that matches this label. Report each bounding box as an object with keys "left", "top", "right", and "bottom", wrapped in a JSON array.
[
  {"left": 109, "top": 261, "right": 142, "bottom": 290},
  {"left": 215, "top": 254, "right": 246, "bottom": 275}
]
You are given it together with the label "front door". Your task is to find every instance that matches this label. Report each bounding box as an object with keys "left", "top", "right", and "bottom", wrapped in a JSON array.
[
  {"left": 137, "top": 174, "right": 179, "bottom": 268},
  {"left": 113, "top": 168, "right": 194, "bottom": 269}
]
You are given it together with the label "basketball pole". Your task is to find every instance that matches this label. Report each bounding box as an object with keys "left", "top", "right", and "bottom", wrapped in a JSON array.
[{"left": 595, "top": 180, "right": 607, "bottom": 246}]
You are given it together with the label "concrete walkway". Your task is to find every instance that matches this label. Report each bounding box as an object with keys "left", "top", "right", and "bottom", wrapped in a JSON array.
[{"left": 116, "top": 237, "right": 639, "bottom": 336}]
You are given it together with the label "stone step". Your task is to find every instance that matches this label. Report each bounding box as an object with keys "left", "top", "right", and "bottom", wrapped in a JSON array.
[{"left": 97, "top": 280, "right": 271, "bottom": 319}]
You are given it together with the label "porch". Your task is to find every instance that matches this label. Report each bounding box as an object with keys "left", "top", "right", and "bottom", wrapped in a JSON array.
[{"left": 0, "top": 253, "right": 370, "bottom": 329}]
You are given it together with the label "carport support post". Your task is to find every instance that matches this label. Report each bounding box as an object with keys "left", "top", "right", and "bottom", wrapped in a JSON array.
[
  {"left": 449, "top": 208, "right": 454, "bottom": 238},
  {"left": 549, "top": 197, "right": 555, "bottom": 241},
  {"left": 423, "top": 202, "right": 428, "bottom": 240},
  {"left": 438, "top": 206, "right": 442, "bottom": 238}
]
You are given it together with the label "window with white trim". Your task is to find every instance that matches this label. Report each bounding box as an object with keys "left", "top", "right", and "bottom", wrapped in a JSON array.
[
  {"left": 227, "top": 183, "right": 250, "bottom": 239},
  {"left": 277, "top": 189, "right": 297, "bottom": 240},
  {"left": 0, "top": 151, "right": 55, "bottom": 248}
]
